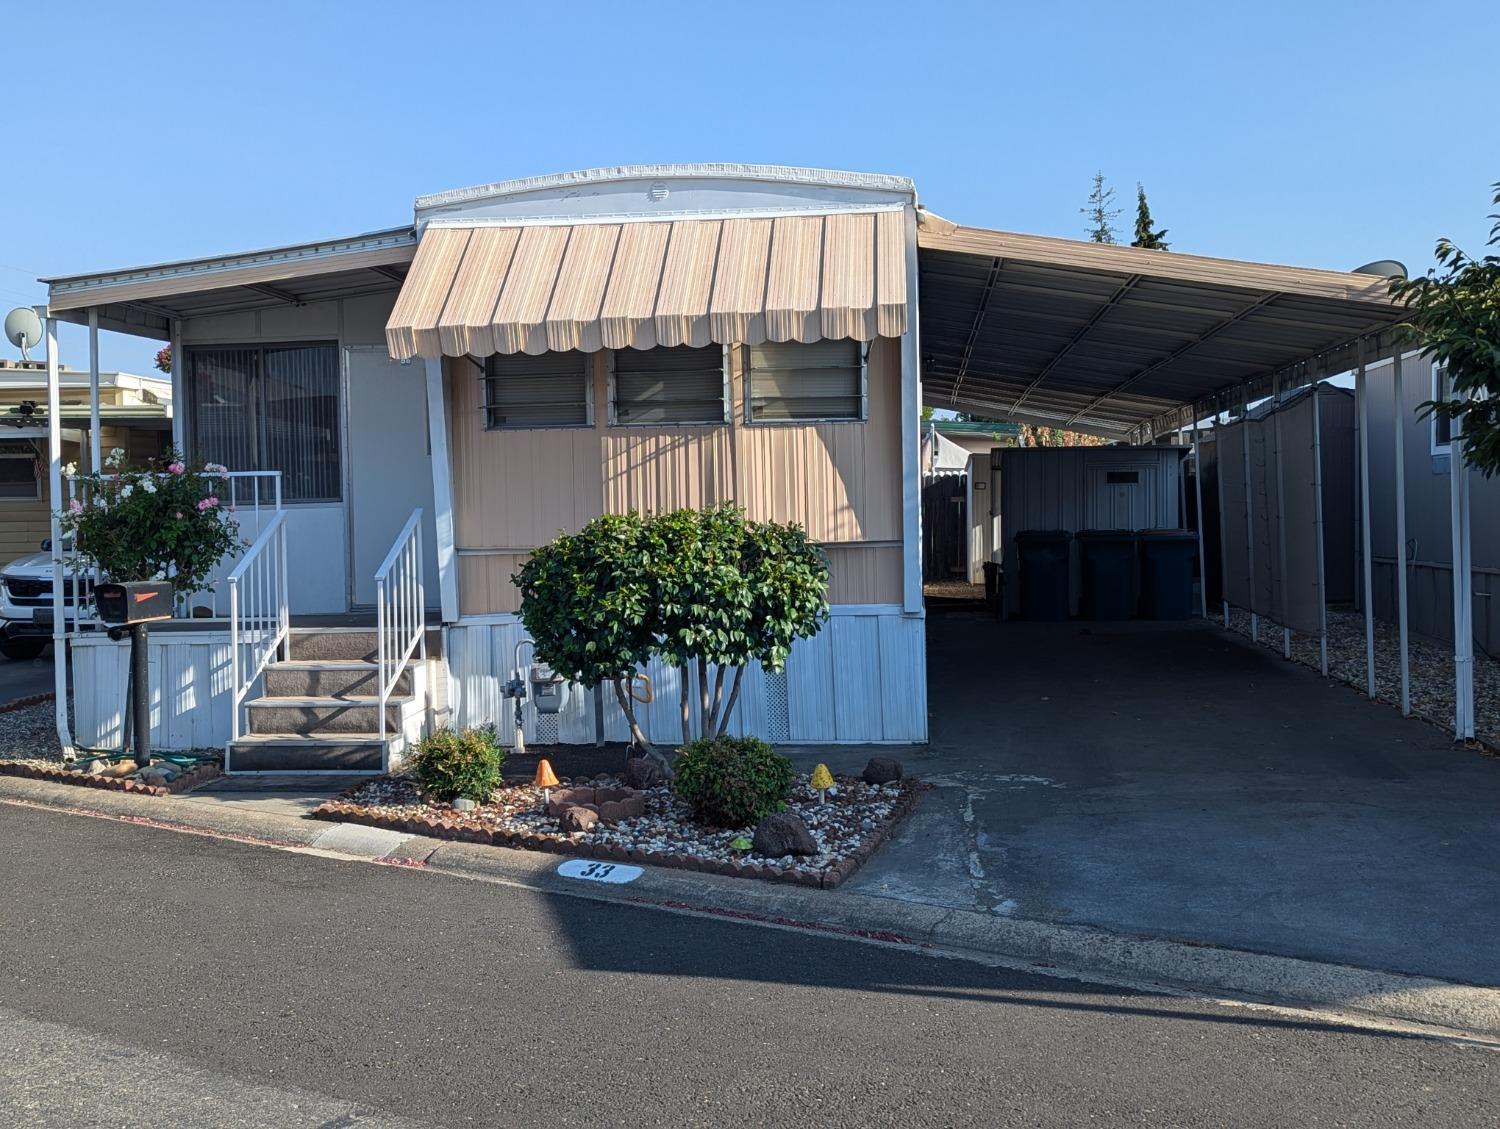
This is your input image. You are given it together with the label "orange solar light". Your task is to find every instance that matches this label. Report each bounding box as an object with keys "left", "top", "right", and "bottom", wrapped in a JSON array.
[{"left": 535, "top": 758, "right": 560, "bottom": 807}]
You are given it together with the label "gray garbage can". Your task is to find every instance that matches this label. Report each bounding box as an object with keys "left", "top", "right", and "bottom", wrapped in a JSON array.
[
  {"left": 1015, "top": 530, "right": 1072, "bottom": 621},
  {"left": 1076, "top": 530, "right": 1137, "bottom": 620}
]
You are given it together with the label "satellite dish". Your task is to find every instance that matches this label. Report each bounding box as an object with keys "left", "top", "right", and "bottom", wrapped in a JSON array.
[
  {"left": 4, "top": 307, "right": 43, "bottom": 361},
  {"left": 1352, "top": 259, "right": 1407, "bottom": 279}
]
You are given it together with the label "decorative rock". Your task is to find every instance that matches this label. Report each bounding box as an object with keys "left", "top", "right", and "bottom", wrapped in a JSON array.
[
  {"left": 138, "top": 765, "right": 177, "bottom": 787},
  {"left": 624, "top": 757, "right": 664, "bottom": 790},
  {"left": 752, "top": 812, "right": 818, "bottom": 858},
  {"left": 861, "top": 756, "right": 904, "bottom": 785},
  {"left": 559, "top": 805, "right": 600, "bottom": 834},
  {"left": 452, "top": 797, "right": 477, "bottom": 812}
]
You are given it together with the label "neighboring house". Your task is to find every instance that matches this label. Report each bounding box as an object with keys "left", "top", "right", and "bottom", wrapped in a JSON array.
[
  {"left": 0, "top": 359, "right": 171, "bottom": 566},
  {"left": 1363, "top": 350, "right": 1499, "bottom": 653},
  {"left": 33, "top": 163, "right": 1402, "bottom": 768}
]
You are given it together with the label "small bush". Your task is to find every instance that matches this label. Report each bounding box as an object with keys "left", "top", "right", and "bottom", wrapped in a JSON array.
[
  {"left": 411, "top": 726, "right": 504, "bottom": 803},
  {"left": 672, "top": 736, "right": 794, "bottom": 828}
]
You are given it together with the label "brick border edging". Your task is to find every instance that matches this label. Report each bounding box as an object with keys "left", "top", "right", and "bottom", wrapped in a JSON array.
[
  {"left": 312, "top": 778, "right": 928, "bottom": 890},
  {"left": 0, "top": 691, "right": 55, "bottom": 715},
  {"left": 0, "top": 758, "right": 222, "bottom": 797}
]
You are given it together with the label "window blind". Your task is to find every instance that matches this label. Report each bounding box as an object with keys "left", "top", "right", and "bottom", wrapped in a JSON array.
[
  {"left": 484, "top": 351, "right": 591, "bottom": 429},
  {"left": 612, "top": 345, "right": 726, "bottom": 425},
  {"left": 747, "top": 340, "right": 863, "bottom": 422}
]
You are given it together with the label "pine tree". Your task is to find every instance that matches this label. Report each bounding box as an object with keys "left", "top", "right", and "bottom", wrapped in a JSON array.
[
  {"left": 1131, "top": 184, "right": 1170, "bottom": 250},
  {"left": 1081, "top": 172, "right": 1121, "bottom": 244}
]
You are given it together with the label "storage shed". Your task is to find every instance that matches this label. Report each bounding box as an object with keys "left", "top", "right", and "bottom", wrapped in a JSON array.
[{"left": 991, "top": 446, "right": 1186, "bottom": 617}]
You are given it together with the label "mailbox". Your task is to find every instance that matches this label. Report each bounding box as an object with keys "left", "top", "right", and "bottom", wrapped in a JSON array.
[{"left": 96, "top": 581, "right": 175, "bottom": 625}]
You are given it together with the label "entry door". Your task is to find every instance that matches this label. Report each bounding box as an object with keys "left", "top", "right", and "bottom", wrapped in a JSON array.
[
  {"left": 346, "top": 347, "right": 439, "bottom": 608},
  {"left": 1088, "top": 467, "right": 1149, "bottom": 530}
]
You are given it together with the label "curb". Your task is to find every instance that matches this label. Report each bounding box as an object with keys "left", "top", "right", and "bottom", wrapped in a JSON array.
[{"left": 4, "top": 772, "right": 1498, "bottom": 1040}]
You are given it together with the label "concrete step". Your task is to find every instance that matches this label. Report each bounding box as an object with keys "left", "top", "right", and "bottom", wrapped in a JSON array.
[
  {"left": 264, "top": 661, "right": 409, "bottom": 700},
  {"left": 245, "top": 695, "right": 408, "bottom": 736},
  {"left": 287, "top": 629, "right": 380, "bottom": 663},
  {"left": 228, "top": 736, "right": 386, "bottom": 773}
]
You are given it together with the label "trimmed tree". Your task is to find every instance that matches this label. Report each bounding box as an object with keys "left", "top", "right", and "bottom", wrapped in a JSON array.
[
  {"left": 1390, "top": 181, "right": 1500, "bottom": 477},
  {"left": 1131, "top": 184, "right": 1170, "bottom": 250},
  {"left": 512, "top": 512, "right": 660, "bottom": 756}
]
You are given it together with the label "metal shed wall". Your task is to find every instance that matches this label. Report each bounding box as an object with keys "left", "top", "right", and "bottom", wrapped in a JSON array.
[{"left": 992, "top": 446, "right": 1185, "bottom": 616}]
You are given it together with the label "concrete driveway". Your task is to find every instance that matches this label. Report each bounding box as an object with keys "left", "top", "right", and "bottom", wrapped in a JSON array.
[
  {"left": 0, "top": 646, "right": 56, "bottom": 705},
  {"left": 796, "top": 611, "right": 1500, "bottom": 988}
]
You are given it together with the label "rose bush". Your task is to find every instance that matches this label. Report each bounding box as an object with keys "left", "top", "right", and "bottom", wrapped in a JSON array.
[{"left": 59, "top": 448, "right": 241, "bottom": 597}]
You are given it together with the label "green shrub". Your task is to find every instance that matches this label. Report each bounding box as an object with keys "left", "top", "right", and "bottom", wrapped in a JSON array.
[
  {"left": 411, "top": 726, "right": 504, "bottom": 803},
  {"left": 672, "top": 736, "right": 794, "bottom": 828}
]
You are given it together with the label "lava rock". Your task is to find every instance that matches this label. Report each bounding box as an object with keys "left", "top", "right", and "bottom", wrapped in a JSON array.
[
  {"left": 752, "top": 811, "right": 818, "bottom": 858},
  {"left": 598, "top": 795, "right": 645, "bottom": 824},
  {"left": 861, "top": 756, "right": 904, "bottom": 785},
  {"left": 559, "top": 806, "right": 600, "bottom": 833},
  {"left": 624, "top": 757, "right": 664, "bottom": 790}
]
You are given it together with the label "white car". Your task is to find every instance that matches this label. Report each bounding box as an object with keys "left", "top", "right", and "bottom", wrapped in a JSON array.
[{"left": 0, "top": 541, "right": 90, "bottom": 661}]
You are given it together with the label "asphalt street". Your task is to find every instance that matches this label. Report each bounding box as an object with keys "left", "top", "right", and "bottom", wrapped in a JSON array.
[{"left": 0, "top": 804, "right": 1494, "bottom": 1128}]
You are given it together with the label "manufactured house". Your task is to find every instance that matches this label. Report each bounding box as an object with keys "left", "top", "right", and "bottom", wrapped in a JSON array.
[{"left": 34, "top": 162, "right": 1435, "bottom": 769}]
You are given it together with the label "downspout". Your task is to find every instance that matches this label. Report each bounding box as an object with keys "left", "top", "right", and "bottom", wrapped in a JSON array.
[{"left": 44, "top": 312, "right": 75, "bottom": 757}]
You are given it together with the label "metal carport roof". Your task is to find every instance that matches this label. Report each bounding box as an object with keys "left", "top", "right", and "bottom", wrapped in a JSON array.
[{"left": 916, "top": 213, "right": 1403, "bottom": 442}]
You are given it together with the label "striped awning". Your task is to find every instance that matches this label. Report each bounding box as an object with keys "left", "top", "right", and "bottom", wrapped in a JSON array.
[{"left": 385, "top": 211, "right": 908, "bottom": 360}]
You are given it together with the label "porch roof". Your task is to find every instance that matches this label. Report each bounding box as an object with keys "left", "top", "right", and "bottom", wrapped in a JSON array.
[
  {"left": 915, "top": 213, "right": 1404, "bottom": 442},
  {"left": 384, "top": 211, "right": 908, "bottom": 360},
  {"left": 42, "top": 227, "right": 417, "bottom": 340}
]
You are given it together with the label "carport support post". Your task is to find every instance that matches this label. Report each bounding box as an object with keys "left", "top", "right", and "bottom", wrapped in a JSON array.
[
  {"left": 43, "top": 313, "right": 74, "bottom": 756},
  {"left": 1356, "top": 339, "right": 1376, "bottom": 699},
  {"left": 1450, "top": 423, "right": 1475, "bottom": 742},
  {"left": 1190, "top": 408, "right": 1208, "bottom": 619},
  {"left": 1216, "top": 392, "right": 1228, "bottom": 627},
  {"left": 1240, "top": 385, "right": 1256, "bottom": 643},
  {"left": 87, "top": 307, "right": 102, "bottom": 472},
  {"left": 1310, "top": 369, "right": 1330, "bottom": 678},
  {"left": 1392, "top": 350, "right": 1411, "bottom": 716},
  {"left": 1272, "top": 371, "right": 1291, "bottom": 659}
]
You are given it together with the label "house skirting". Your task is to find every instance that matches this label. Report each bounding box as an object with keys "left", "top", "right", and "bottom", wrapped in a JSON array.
[{"left": 445, "top": 604, "right": 928, "bottom": 747}]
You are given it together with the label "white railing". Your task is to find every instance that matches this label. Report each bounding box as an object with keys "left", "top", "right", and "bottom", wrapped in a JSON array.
[
  {"left": 61, "top": 470, "right": 285, "bottom": 625},
  {"left": 228, "top": 511, "right": 290, "bottom": 744},
  {"left": 375, "top": 509, "right": 426, "bottom": 751}
]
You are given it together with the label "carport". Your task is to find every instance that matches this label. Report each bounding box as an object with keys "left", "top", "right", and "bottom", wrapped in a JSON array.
[{"left": 914, "top": 214, "right": 1481, "bottom": 742}]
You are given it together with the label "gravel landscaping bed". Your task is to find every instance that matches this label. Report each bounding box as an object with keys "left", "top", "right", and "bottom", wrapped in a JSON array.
[
  {"left": 0, "top": 697, "right": 68, "bottom": 766},
  {"left": 314, "top": 768, "right": 926, "bottom": 888},
  {"left": 1222, "top": 606, "right": 1500, "bottom": 749}
]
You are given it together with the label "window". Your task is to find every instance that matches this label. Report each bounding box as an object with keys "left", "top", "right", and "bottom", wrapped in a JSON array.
[
  {"left": 611, "top": 345, "right": 727, "bottom": 425},
  {"left": 484, "top": 351, "right": 592, "bottom": 429},
  {"left": 1432, "top": 361, "right": 1453, "bottom": 452},
  {"left": 0, "top": 440, "right": 38, "bottom": 500},
  {"left": 187, "top": 343, "right": 341, "bottom": 502},
  {"left": 746, "top": 339, "right": 864, "bottom": 423}
]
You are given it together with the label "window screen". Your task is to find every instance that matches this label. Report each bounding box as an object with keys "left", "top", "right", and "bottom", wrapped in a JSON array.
[
  {"left": 1433, "top": 362, "right": 1453, "bottom": 450},
  {"left": 484, "top": 351, "right": 592, "bottom": 429},
  {"left": 0, "top": 440, "right": 38, "bottom": 500},
  {"left": 187, "top": 343, "right": 341, "bottom": 502},
  {"left": 612, "top": 346, "right": 726, "bottom": 425},
  {"left": 746, "top": 339, "right": 863, "bottom": 422}
]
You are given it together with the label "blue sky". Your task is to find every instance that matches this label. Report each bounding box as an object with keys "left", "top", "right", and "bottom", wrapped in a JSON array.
[{"left": 5, "top": 0, "right": 1496, "bottom": 373}]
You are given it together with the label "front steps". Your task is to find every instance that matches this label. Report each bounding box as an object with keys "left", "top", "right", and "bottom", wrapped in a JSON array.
[{"left": 227, "top": 628, "right": 430, "bottom": 773}]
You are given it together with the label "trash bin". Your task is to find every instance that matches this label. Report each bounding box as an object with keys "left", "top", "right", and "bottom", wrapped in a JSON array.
[
  {"left": 1014, "top": 530, "right": 1072, "bottom": 621},
  {"left": 1138, "top": 529, "right": 1198, "bottom": 620},
  {"left": 1075, "top": 530, "right": 1137, "bottom": 620},
  {"left": 981, "top": 561, "right": 1003, "bottom": 618}
]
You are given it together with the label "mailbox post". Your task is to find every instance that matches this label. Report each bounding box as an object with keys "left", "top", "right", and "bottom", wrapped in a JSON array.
[{"left": 95, "top": 581, "right": 174, "bottom": 767}]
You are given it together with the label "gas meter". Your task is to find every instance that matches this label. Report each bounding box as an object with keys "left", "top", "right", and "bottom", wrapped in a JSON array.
[{"left": 529, "top": 660, "right": 566, "bottom": 714}]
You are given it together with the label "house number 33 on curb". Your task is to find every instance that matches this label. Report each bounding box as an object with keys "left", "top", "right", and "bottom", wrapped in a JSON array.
[{"left": 558, "top": 859, "right": 643, "bottom": 884}]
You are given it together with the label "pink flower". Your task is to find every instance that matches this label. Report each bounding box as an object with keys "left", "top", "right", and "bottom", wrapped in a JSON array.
[
  {"left": 67, "top": 499, "right": 83, "bottom": 514},
  {"left": 167, "top": 462, "right": 186, "bottom": 476},
  {"left": 196, "top": 498, "right": 214, "bottom": 512},
  {"left": 174, "top": 511, "right": 184, "bottom": 519}
]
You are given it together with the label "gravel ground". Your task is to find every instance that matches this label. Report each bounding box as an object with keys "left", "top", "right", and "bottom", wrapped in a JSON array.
[
  {"left": 1222, "top": 606, "right": 1500, "bottom": 747},
  {"left": 330, "top": 769, "right": 913, "bottom": 877},
  {"left": 925, "top": 579, "right": 986, "bottom": 601},
  {"left": 0, "top": 699, "right": 69, "bottom": 766}
]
